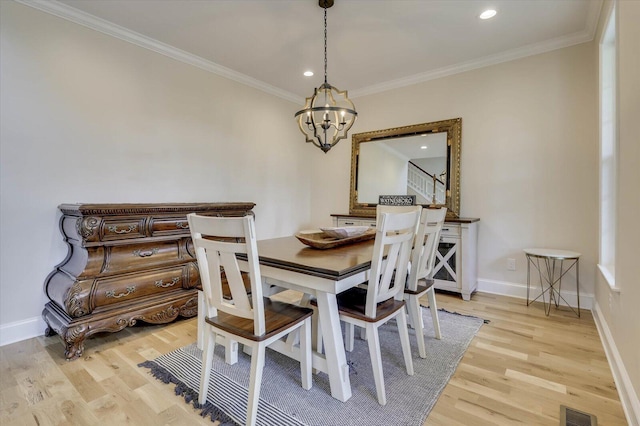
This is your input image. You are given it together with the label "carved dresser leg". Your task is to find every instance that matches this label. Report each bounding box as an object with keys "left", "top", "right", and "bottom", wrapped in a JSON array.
[{"left": 63, "top": 324, "right": 88, "bottom": 361}]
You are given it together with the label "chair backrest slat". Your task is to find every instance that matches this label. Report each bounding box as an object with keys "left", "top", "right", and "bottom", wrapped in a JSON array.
[
  {"left": 408, "top": 207, "right": 447, "bottom": 291},
  {"left": 188, "top": 213, "right": 266, "bottom": 336},
  {"left": 366, "top": 207, "right": 421, "bottom": 318}
]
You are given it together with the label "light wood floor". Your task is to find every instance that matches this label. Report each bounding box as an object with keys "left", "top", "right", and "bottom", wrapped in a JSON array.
[{"left": 0, "top": 291, "right": 628, "bottom": 426}]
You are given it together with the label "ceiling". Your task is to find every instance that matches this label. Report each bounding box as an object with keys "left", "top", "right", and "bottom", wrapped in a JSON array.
[
  {"left": 29, "top": 0, "right": 602, "bottom": 103},
  {"left": 380, "top": 133, "right": 447, "bottom": 160}
]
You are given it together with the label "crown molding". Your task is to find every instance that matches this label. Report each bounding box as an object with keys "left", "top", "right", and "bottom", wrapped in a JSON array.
[
  {"left": 351, "top": 0, "right": 603, "bottom": 99},
  {"left": 585, "top": 0, "right": 605, "bottom": 40},
  {"left": 351, "top": 26, "right": 599, "bottom": 99},
  {"left": 15, "top": 0, "right": 602, "bottom": 104},
  {"left": 14, "top": 0, "right": 304, "bottom": 105}
]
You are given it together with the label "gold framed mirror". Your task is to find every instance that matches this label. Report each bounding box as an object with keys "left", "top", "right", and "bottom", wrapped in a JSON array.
[{"left": 349, "top": 118, "right": 461, "bottom": 218}]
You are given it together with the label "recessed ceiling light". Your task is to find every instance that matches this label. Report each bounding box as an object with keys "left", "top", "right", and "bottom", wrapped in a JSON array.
[
  {"left": 303, "top": 71, "right": 314, "bottom": 77},
  {"left": 421, "top": 146, "right": 427, "bottom": 150},
  {"left": 479, "top": 9, "right": 497, "bottom": 19}
]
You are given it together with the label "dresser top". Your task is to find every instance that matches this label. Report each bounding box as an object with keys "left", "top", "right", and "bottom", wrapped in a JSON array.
[{"left": 59, "top": 202, "right": 256, "bottom": 216}]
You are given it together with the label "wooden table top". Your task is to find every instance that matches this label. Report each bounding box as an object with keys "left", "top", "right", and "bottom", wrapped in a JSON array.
[{"left": 249, "top": 236, "right": 376, "bottom": 280}]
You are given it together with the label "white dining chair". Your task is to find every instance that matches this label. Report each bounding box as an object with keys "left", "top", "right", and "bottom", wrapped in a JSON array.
[
  {"left": 318, "top": 208, "right": 420, "bottom": 405},
  {"left": 188, "top": 213, "right": 313, "bottom": 426},
  {"left": 374, "top": 205, "right": 447, "bottom": 357},
  {"left": 404, "top": 207, "right": 447, "bottom": 358}
]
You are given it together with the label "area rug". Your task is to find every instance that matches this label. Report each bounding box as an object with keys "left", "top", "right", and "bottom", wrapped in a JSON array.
[{"left": 139, "top": 307, "right": 484, "bottom": 426}]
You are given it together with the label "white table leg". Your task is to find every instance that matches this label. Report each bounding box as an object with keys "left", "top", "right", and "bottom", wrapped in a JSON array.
[{"left": 315, "top": 291, "right": 352, "bottom": 402}]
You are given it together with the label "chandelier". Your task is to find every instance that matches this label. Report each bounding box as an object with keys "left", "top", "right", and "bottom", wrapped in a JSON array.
[{"left": 295, "top": 0, "right": 357, "bottom": 153}]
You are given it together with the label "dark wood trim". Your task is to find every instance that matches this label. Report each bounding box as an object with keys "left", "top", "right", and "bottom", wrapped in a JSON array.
[
  {"left": 331, "top": 213, "right": 480, "bottom": 223},
  {"left": 237, "top": 237, "right": 375, "bottom": 281},
  {"left": 59, "top": 202, "right": 255, "bottom": 216},
  {"left": 408, "top": 161, "right": 445, "bottom": 185}
]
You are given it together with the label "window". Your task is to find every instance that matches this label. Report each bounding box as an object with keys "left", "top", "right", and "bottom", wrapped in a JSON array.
[{"left": 598, "top": 4, "right": 617, "bottom": 288}]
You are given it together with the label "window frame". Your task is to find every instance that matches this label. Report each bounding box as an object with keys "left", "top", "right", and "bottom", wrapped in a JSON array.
[{"left": 598, "top": 2, "right": 618, "bottom": 290}]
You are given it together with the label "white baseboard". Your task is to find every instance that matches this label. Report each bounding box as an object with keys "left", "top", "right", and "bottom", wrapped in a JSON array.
[
  {"left": 477, "top": 278, "right": 593, "bottom": 310},
  {"left": 0, "top": 316, "right": 47, "bottom": 347},
  {"left": 592, "top": 301, "right": 640, "bottom": 426}
]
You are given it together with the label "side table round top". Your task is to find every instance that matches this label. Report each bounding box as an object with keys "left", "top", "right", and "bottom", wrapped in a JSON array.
[{"left": 523, "top": 248, "right": 581, "bottom": 259}]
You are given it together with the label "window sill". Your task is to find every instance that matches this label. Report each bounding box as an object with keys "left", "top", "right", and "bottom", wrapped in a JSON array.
[{"left": 598, "top": 264, "right": 621, "bottom": 293}]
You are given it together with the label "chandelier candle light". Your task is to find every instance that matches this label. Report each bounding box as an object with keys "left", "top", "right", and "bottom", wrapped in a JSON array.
[{"left": 295, "top": 0, "right": 357, "bottom": 153}]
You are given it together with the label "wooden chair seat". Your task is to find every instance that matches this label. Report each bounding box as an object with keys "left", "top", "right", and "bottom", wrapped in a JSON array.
[
  {"left": 311, "top": 287, "right": 406, "bottom": 323},
  {"left": 205, "top": 299, "right": 312, "bottom": 342},
  {"left": 402, "top": 278, "right": 434, "bottom": 296}
]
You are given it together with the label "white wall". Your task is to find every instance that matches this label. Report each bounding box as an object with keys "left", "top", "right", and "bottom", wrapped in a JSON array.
[
  {"left": 0, "top": 2, "right": 311, "bottom": 340},
  {"left": 310, "top": 43, "right": 598, "bottom": 305},
  {"left": 358, "top": 142, "right": 407, "bottom": 203},
  {"left": 593, "top": 1, "right": 640, "bottom": 423}
]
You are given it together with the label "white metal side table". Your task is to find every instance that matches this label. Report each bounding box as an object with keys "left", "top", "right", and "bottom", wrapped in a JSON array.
[{"left": 524, "top": 248, "right": 581, "bottom": 317}]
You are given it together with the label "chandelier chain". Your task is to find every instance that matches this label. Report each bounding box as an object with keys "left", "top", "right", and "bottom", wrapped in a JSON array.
[
  {"left": 324, "top": 6, "right": 328, "bottom": 84},
  {"left": 294, "top": 0, "right": 357, "bottom": 153}
]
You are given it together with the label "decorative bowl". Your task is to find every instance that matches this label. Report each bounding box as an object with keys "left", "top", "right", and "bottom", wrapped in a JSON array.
[
  {"left": 295, "top": 229, "right": 376, "bottom": 249},
  {"left": 320, "top": 226, "right": 370, "bottom": 239}
]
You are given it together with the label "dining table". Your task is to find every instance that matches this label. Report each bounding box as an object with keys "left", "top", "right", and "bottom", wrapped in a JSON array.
[{"left": 196, "top": 235, "right": 376, "bottom": 403}]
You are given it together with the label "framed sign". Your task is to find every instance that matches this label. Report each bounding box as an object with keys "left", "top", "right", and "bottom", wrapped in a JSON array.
[{"left": 378, "top": 195, "right": 416, "bottom": 206}]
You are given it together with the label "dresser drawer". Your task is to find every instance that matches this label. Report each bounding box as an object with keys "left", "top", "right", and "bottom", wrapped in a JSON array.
[
  {"left": 92, "top": 265, "right": 194, "bottom": 308},
  {"left": 440, "top": 223, "right": 461, "bottom": 237},
  {"left": 103, "top": 241, "right": 183, "bottom": 274},
  {"left": 101, "top": 218, "right": 147, "bottom": 241},
  {"left": 336, "top": 218, "right": 377, "bottom": 228},
  {"left": 149, "top": 216, "right": 191, "bottom": 237}
]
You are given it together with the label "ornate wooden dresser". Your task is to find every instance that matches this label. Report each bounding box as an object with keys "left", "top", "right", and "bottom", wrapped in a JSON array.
[{"left": 43, "top": 202, "right": 255, "bottom": 360}]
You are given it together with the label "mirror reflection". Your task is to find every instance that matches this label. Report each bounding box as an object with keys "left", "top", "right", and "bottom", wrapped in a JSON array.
[
  {"left": 357, "top": 132, "right": 448, "bottom": 205},
  {"left": 349, "top": 118, "right": 461, "bottom": 218}
]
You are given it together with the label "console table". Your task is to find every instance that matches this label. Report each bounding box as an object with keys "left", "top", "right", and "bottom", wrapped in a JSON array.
[
  {"left": 43, "top": 202, "right": 255, "bottom": 360},
  {"left": 331, "top": 214, "right": 479, "bottom": 300}
]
